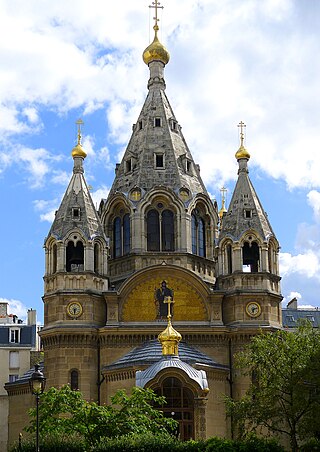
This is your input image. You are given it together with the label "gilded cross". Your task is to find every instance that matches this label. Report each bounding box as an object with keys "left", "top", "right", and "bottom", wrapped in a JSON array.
[
  {"left": 164, "top": 295, "right": 174, "bottom": 319},
  {"left": 76, "top": 118, "right": 84, "bottom": 145},
  {"left": 149, "top": 1, "right": 164, "bottom": 28},
  {"left": 237, "top": 121, "right": 246, "bottom": 146}
]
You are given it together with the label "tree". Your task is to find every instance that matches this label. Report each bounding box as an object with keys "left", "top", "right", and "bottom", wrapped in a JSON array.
[
  {"left": 25, "top": 385, "right": 177, "bottom": 447},
  {"left": 225, "top": 321, "right": 320, "bottom": 451}
]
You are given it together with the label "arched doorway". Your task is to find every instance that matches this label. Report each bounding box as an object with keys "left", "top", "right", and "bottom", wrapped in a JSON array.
[{"left": 154, "top": 376, "right": 194, "bottom": 440}]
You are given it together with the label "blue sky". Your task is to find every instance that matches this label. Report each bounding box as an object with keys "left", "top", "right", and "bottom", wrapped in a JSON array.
[{"left": 1, "top": 0, "right": 320, "bottom": 323}]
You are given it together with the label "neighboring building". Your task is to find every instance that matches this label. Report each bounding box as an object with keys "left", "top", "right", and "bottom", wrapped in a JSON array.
[
  {"left": 7, "top": 7, "right": 284, "bottom": 447},
  {"left": 282, "top": 297, "right": 320, "bottom": 328},
  {"left": 0, "top": 303, "right": 38, "bottom": 451}
]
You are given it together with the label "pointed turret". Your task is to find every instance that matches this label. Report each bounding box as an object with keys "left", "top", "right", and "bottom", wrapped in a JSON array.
[
  {"left": 47, "top": 120, "right": 104, "bottom": 242},
  {"left": 216, "top": 123, "right": 282, "bottom": 327}
]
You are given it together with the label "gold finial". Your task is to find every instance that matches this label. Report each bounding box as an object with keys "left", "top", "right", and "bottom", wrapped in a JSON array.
[
  {"left": 158, "top": 294, "right": 182, "bottom": 356},
  {"left": 218, "top": 187, "right": 228, "bottom": 219},
  {"left": 143, "top": 1, "right": 170, "bottom": 66},
  {"left": 71, "top": 118, "right": 87, "bottom": 159},
  {"left": 235, "top": 121, "right": 250, "bottom": 160}
]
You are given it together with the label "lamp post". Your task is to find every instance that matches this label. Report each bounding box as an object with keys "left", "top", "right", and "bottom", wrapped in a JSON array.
[{"left": 29, "top": 364, "right": 46, "bottom": 452}]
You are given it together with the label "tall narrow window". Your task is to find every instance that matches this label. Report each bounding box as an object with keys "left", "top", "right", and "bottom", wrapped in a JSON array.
[
  {"left": 9, "top": 351, "right": 19, "bottom": 368},
  {"left": 113, "top": 214, "right": 130, "bottom": 258},
  {"left": 227, "top": 244, "right": 232, "bottom": 274},
  {"left": 66, "top": 241, "right": 84, "bottom": 272},
  {"left": 114, "top": 217, "right": 122, "bottom": 257},
  {"left": 123, "top": 214, "right": 130, "bottom": 255},
  {"left": 191, "top": 211, "right": 206, "bottom": 257},
  {"left": 147, "top": 210, "right": 160, "bottom": 251},
  {"left": 94, "top": 243, "right": 99, "bottom": 273},
  {"left": 70, "top": 370, "right": 79, "bottom": 390},
  {"left": 162, "top": 210, "right": 174, "bottom": 251},
  {"left": 52, "top": 243, "right": 57, "bottom": 273},
  {"left": 242, "top": 241, "right": 259, "bottom": 272}
]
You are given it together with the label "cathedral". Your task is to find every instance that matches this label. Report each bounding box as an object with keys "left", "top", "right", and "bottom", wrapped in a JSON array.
[{"left": 6, "top": 3, "right": 282, "bottom": 445}]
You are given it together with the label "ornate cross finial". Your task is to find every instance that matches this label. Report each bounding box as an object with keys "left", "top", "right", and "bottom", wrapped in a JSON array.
[
  {"left": 76, "top": 119, "right": 84, "bottom": 146},
  {"left": 164, "top": 295, "right": 174, "bottom": 319},
  {"left": 149, "top": 1, "right": 163, "bottom": 29},
  {"left": 237, "top": 121, "right": 246, "bottom": 146}
]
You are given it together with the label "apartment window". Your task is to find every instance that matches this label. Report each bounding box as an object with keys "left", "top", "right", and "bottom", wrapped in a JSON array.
[
  {"left": 10, "top": 328, "right": 20, "bottom": 344},
  {"left": 154, "top": 117, "right": 161, "bottom": 127},
  {"left": 306, "top": 315, "right": 315, "bottom": 322},
  {"left": 9, "top": 351, "right": 19, "bottom": 369}
]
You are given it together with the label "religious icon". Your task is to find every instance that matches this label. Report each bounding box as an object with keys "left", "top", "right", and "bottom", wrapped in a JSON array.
[{"left": 154, "top": 280, "right": 174, "bottom": 320}]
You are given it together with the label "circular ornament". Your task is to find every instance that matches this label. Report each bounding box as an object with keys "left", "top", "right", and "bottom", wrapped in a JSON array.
[
  {"left": 67, "top": 302, "right": 83, "bottom": 318},
  {"left": 246, "top": 301, "right": 261, "bottom": 318}
]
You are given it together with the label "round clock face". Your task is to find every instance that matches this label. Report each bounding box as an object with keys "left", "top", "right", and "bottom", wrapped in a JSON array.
[
  {"left": 67, "top": 302, "right": 83, "bottom": 318},
  {"left": 246, "top": 302, "right": 261, "bottom": 318}
]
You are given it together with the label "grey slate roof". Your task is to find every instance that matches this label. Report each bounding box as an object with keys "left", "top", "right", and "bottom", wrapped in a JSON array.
[
  {"left": 103, "top": 339, "right": 229, "bottom": 372},
  {"left": 5, "top": 362, "right": 44, "bottom": 387},
  {"left": 47, "top": 157, "right": 105, "bottom": 241},
  {"left": 282, "top": 308, "right": 320, "bottom": 328},
  {"left": 219, "top": 158, "right": 276, "bottom": 242}
]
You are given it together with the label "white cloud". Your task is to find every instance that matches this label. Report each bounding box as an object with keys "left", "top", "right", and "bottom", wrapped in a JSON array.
[
  {"left": 0, "top": 297, "right": 29, "bottom": 321},
  {"left": 34, "top": 198, "right": 60, "bottom": 223},
  {"left": 280, "top": 251, "right": 320, "bottom": 280},
  {"left": 91, "top": 185, "right": 110, "bottom": 209}
]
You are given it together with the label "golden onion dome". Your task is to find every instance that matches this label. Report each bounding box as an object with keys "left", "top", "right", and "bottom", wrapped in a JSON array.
[
  {"left": 158, "top": 317, "right": 182, "bottom": 356},
  {"left": 143, "top": 25, "right": 170, "bottom": 66},
  {"left": 235, "top": 144, "right": 250, "bottom": 160},
  {"left": 71, "top": 143, "right": 87, "bottom": 159}
]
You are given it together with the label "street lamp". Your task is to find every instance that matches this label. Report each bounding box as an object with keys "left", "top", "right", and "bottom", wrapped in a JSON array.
[{"left": 29, "top": 364, "right": 46, "bottom": 452}]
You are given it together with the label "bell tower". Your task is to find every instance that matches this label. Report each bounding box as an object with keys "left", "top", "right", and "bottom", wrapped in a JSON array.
[
  {"left": 216, "top": 123, "right": 282, "bottom": 327},
  {"left": 41, "top": 121, "right": 109, "bottom": 399}
]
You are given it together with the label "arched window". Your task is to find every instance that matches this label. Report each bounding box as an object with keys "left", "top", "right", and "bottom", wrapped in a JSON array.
[
  {"left": 154, "top": 377, "right": 194, "bottom": 441},
  {"left": 147, "top": 209, "right": 175, "bottom": 252},
  {"left": 94, "top": 243, "right": 99, "bottom": 273},
  {"left": 52, "top": 243, "right": 57, "bottom": 273},
  {"left": 147, "top": 210, "right": 160, "bottom": 251},
  {"left": 242, "top": 241, "right": 259, "bottom": 272},
  {"left": 162, "top": 210, "right": 174, "bottom": 251},
  {"left": 66, "top": 241, "right": 84, "bottom": 272},
  {"left": 227, "top": 244, "right": 232, "bottom": 274},
  {"left": 191, "top": 211, "right": 206, "bottom": 257},
  {"left": 113, "top": 214, "right": 130, "bottom": 258},
  {"left": 70, "top": 370, "right": 79, "bottom": 390}
]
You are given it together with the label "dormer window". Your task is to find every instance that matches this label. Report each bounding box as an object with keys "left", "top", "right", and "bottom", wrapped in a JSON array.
[
  {"left": 72, "top": 208, "right": 80, "bottom": 220},
  {"left": 154, "top": 117, "right": 161, "bottom": 127},
  {"left": 186, "top": 160, "right": 192, "bottom": 174},
  {"left": 138, "top": 120, "right": 143, "bottom": 130},
  {"left": 155, "top": 153, "right": 165, "bottom": 169},
  {"left": 10, "top": 328, "right": 20, "bottom": 343},
  {"left": 244, "top": 209, "right": 252, "bottom": 219}
]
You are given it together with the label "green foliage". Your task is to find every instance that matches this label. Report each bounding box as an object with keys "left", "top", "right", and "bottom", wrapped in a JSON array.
[
  {"left": 225, "top": 321, "right": 320, "bottom": 451},
  {"left": 10, "top": 433, "right": 86, "bottom": 452},
  {"left": 11, "top": 433, "right": 283, "bottom": 452},
  {"left": 25, "top": 385, "right": 177, "bottom": 447}
]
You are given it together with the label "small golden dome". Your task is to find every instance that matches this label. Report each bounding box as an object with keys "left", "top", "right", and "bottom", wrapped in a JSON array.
[
  {"left": 158, "top": 317, "right": 182, "bottom": 356},
  {"left": 235, "top": 144, "right": 250, "bottom": 160},
  {"left": 143, "top": 25, "right": 170, "bottom": 66},
  {"left": 71, "top": 143, "right": 87, "bottom": 159}
]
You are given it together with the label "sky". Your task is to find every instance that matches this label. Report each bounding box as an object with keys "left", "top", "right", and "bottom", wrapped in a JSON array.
[{"left": 1, "top": 0, "right": 320, "bottom": 323}]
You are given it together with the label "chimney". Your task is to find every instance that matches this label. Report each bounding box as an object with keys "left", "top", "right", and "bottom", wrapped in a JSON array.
[
  {"left": 27, "top": 309, "right": 37, "bottom": 325},
  {"left": 287, "top": 297, "right": 298, "bottom": 310}
]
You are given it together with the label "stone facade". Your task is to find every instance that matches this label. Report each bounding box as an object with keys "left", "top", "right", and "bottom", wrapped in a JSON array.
[{"left": 6, "top": 21, "right": 283, "bottom": 448}]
